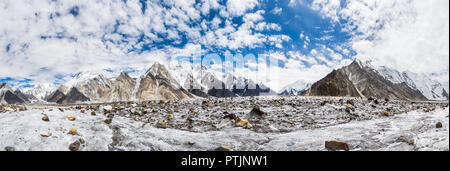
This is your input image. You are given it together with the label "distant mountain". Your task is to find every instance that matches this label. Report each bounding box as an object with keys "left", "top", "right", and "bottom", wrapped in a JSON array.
[
  {"left": 110, "top": 72, "right": 136, "bottom": 102},
  {"left": 302, "top": 60, "right": 428, "bottom": 101},
  {"left": 46, "top": 85, "right": 68, "bottom": 103},
  {"left": 20, "top": 83, "right": 57, "bottom": 102},
  {"left": 223, "top": 74, "right": 276, "bottom": 97},
  {"left": 280, "top": 80, "right": 312, "bottom": 95},
  {"left": 67, "top": 71, "right": 115, "bottom": 102},
  {"left": 14, "top": 90, "right": 37, "bottom": 103},
  {"left": 378, "top": 66, "right": 449, "bottom": 100},
  {"left": 0, "top": 82, "right": 25, "bottom": 104},
  {"left": 136, "top": 62, "right": 194, "bottom": 101},
  {"left": 169, "top": 61, "right": 275, "bottom": 98},
  {"left": 57, "top": 87, "right": 90, "bottom": 104}
]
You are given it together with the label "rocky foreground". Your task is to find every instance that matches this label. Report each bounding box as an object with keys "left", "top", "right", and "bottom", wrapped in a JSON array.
[{"left": 0, "top": 96, "right": 448, "bottom": 151}]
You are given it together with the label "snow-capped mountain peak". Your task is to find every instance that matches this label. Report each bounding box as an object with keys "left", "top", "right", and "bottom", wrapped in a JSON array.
[
  {"left": 20, "top": 83, "right": 57, "bottom": 101},
  {"left": 280, "top": 80, "right": 312, "bottom": 95},
  {"left": 377, "top": 66, "right": 449, "bottom": 100}
]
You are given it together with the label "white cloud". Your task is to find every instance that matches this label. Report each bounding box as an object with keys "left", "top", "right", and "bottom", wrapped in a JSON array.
[
  {"left": 223, "top": 0, "right": 259, "bottom": 17},
  {"left": 312, "top": 0, "right": 449, "bottom": 85},
  {"left": 271, "top": 7, "right": 283, "bottom": 15}
]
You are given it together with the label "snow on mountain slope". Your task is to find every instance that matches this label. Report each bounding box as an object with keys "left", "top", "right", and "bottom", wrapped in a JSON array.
[
  {"left": 280, "top": 80, "right": 312, "bottom": 95},
  {"left": 20, "top": 83, "right": 57, "bottom": 101},
  {"left": 378, "top": 66, "right": 449, "bottom": 100}
]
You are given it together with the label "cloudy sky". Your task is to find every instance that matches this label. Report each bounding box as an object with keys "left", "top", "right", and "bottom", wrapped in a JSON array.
[{"left": 0, "top": 0, "right": 448, "bottom": 92}]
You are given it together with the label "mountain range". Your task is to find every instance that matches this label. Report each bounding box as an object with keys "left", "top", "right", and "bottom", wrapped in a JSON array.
[{"left": 1, "top": 59, "right": 448, "bottom": 104}]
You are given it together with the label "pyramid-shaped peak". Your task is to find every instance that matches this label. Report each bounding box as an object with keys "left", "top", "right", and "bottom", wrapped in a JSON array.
[{"left": 57, "top": 85, "right": 68, "bottom": 94}]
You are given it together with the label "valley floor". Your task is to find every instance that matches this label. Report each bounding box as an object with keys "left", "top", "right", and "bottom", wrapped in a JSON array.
[{"left": 0, "top": 96, "right": 448, "bottom": 151}]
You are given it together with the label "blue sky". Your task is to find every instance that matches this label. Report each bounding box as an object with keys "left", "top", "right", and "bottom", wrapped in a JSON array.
[{"left": 0, "top": 0, "right": 448, "bottom": 91}]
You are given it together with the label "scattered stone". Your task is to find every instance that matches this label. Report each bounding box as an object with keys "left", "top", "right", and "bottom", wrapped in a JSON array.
[
  {"left": 79, "top": 138, "right": 85, "bottom": 144},
  {"left": 68, "top": 128, "right": 77, "bottom": 135},
  {"left": 320, "top": 100, "right": 330, "bottom": 106},
  {"left": 407, "top": 139, "right": 415, "bottom": 145},
  {"left": 135, "top": 117, "right": 139, "bottom": 121},
  {"left": 224, "top": 114, "right": 237, "bottom": 120},
  {"left": 249, "top": 106, "right": 265, "bottom": 118},
  {"left": 345, "top": 104, "right": 355, "bottom": 113},
  {"left": 18, "top": 106, "right": 27, "bottom": 111},
  {"left": 103, "top": 105, "right": 113, "bottom": 112},
  {"left": 42, "top": 114, "right": 50, "bottom": 122},
  {"left": 68, "top": 115, "right": 76, "bottom": 121},
  {"left": 157, "top": 120, "right": 167, "bottom": 129},
  {"left": 346, "top": 99, "right": 355, "bottom": 106},
  {"left": 4, "top": 146, "right": 15, "bottom": 151},
  {"left": 325, "top": 140, "right": 349, "bottom": 151},
  {"left": 130, "top": 108, "right": 137, "bottom": 115},
  {"left": 187, "top": 141, "right": 196, "bottom": 146},
  {"left": 69, "top": 140, "right": 81, "bottom": 151},
  {"left": 167, "top": 114, "right": 174, "bottom": 120},
  {"left": 107, "top": 114, "right": 114, "bottom": 119},
  {"left": 91, "top": 111, "right": 96, "bottom": 115},
  {"left": 382, "top": 111, "right": 389, "bottom": 117},
  {"left": 215, "top": 145, "right": 232, "bottom": 151},
  {"left": 104, "top": 118, "right": 112, "bottom": 124},
  {"left": 80, "top": 109, "right": 85, "bottom": 113},
  {"left": 374, "top": 99, "right": 380, "bottom": 105},
  {"left": 58, "top": 108, "right": 64, "bottom": 112},
  {"left": 235, "top": 118, "right": 252, "bottom": 129},
  {"left": 436, "top": 122, "right": 443, "bottom": 128},
  {"left": 41, "top": 131, "right": 52, "bottom": 137}
]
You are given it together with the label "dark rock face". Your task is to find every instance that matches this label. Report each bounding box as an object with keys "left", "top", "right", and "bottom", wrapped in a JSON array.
[
  {"left": 232, "top": 84, "right": 273, "bottom": 97},
  {"left": 442, "top": 89, "right": 449, "bottom": 100},
  {"left": 1, "top": 91, "right": 26, "bottom": 104},
  {"left": 302, "top": 69, "right": 360, "bottom": 97},
  {"left": 303, "top": 60, "right": 428, "bottom": 101},
  {"left": 207, "top": 86, "right": 237, "bottom": 98},
  {"left": 46, "top": 90, "right": 66, "bottom": 103},
  {"left": 57, "top": 88, "right": 90, "bottom": 104},
  {"left": 1, "top": 83, "right": 26, "bottom": 104},
  {"left": 14, "top": 90, "right": 35, "bottom": 103},
  {"left": 188, "top": 89, "right": 209, "bottom": 98}
]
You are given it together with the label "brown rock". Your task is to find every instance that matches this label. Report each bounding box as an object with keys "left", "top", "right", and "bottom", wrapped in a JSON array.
[
  {"left": 58, "top": 108, "right": 64, "bottom": 112},
  {"left": 224, "top": 114, "right": 237, "bottom": 120},
  {"left": 436, "top": 122, "right": 443, "bottom": 128},
  {"left": 69, "top": 140, "right": 81, "bottom": 151},
  {"left": 19, "top": 106, "right": 27, "bottom": 111},
  {"left": 91, "top": 111, "right": 96, "bottom": 115},
  {"left": 80, "top": 109, "right": 85, "bottom": 113},
  {"left": 167, "top": 114, "right": 174, "bottom": 120},
  {"left": 250, "top": 106, "right": 265, "bottom": 117},
  {"left": 42, "top": 114, "right": 50, "bottom": 122},
  {"left": 215, "top": 145, "right": 232, "bottom": 151},
  {"left": 325, "top": 140, "right": 349, "bottom": 151},
  {"left": 187, "top": 141, "right": 196, "bottom": 146},
  {"left": 157, "top": 120, "right": 167, "bottom": 129},
  {"left": 320, "top": 100, "right": 330, "bottom": 106},
  {"left": 68, "top": 128, "right": 77, "bottom": 135},
  {"left": 104, "top": 118, "right": 112, "bottom": 124},
  {"left": 68, "top": 115, "right": 76, "bottom": 121},
  {"left": 382, "top": 111, "right": 389, "bottom": 117},
  {"left": 4, "top": 146, "right": 15, "bottom": 151},
  {"left": 41, "top": 131, "right": 52, "bottom": 137}
]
